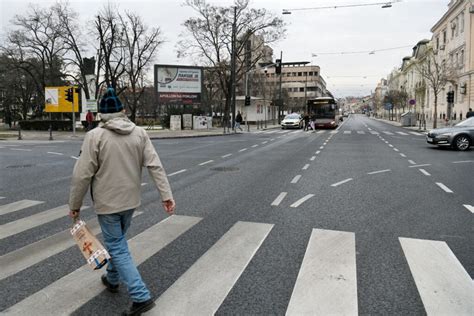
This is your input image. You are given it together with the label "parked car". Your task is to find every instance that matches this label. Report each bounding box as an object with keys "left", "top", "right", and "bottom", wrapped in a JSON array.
[
  {"left": 281, "top": 113, "right": 303, "bottom": 129},
  {"left": 426, "top": 117, "right": 474, "bottom": 151}
]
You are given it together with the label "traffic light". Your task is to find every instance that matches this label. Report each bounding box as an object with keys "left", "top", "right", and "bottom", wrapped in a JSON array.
[
  {"left": 65, "top": 88, "right": 73, "bottom": 102},
  {"left": 245, "top": 95, "right": 251, "bottom": 106},
  {"left": 446, "top": 91, "right": 454, "bottom": 104},
  {"left": 275, "top": 59, "right": 281, "bottom": 74}
]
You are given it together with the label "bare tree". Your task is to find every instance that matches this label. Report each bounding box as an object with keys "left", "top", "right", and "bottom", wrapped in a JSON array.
[
  {"left": 178, "top": 0, "right": 286, "bottom": 122},
  {"left": 119, "top": 12, "right": 163, "bottom": 122}
]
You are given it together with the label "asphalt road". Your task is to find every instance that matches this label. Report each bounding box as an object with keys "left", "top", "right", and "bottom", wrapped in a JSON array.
[{"left": 0, "top": 114, "right": 473, "bottom": 315}]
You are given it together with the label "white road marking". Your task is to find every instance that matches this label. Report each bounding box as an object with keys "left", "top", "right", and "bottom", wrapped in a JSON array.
[
  {"left": 357, "top": 131, "right": 365, "bottom": 134},
  {"left": 330, "top": 130, "right": 338, "bottom": 134},
  {"left": 261, "top": 141, "right": 268, "bottom": 144},
  {"left": 463, "top": 205, "right": 474, "bottom": 213},
  {"left": 344, "top": 131, "right": 351, "bottom": 134},
  {"left": 310, "top": 156, "right": 316, "bottom": 161},
  {"left": 399, "top": 237, "right": 474, "bottom": 315},
  {"left": 409, "top": 132, "right": 423, "bottom": 135},
  {"left": 383, "top": 131, "right": 394, "bottom": 135},
  {"left": 388, "top": 144, "right": 393, "bottom": 147},
  {"left": 0, "top": 200, "right": 44, "bottom": 216},
  {"left": 222, "top": 154, "right": 232, "bottom": 158},
  {"left": 409, "top": 164, "right": 431, "bottom": 168},
  {"left": 10, "top": 148, "right": 32, "bottom": 151},
  {"left": 168, "top": 169, "right": 187, "bottom": 176},
  {"left": 315, "top": 150, "right": 321, "bottom": 154},
  {"left": 436, "top": 182, "right": 453, "bottom": 193},
  {"left": 270, "top": 138, "right": 275, "bottom": 141},
  {"left": 141, "top": 183, "right": 147, "bottom": 186},
  {"left": 70, "top": 156, "right": 79, "bottom": 160},
  {"left": 287, "top": 229, "right": 357, "bottom": 316},
  {"left": 367, "top": 169, "right": 391, "bottom": 175},
  {"left": 452, "top": 160, "right": 474, "bottom": 164},
  {"left": 396, "top": 131, "right": 408, "bottom": 135},
  {"left": 5, "top": 215, "right": 202, "bottom": 316},
  {"left": 47, "top": 152, "right": 63, "bottom": 155},
  {"left": 291, "top": 175, "right": 302, "bottom": 184},
  {"left": 393, "top": 148, "right": 399, "bottom": 152},
  {"left": 331, "top": 178, "right": 353, "bottom": 187},
  {"left": 319, "top": 146, "right": 324, "bottom": 149},
  {"left": 370, "top": 131, "right": 379, "bottom": 134},
  {"left": 419, "top": 169, "right": 431, "bottom": 176},
  {"left": 400, "top": 153, "right": 407, "bottom": 157},
  {"left": 302, "top": 164, "right": 310, "bottom": 170},
  {"left": 317, "top": 130, "right": 325, "bottom": 134},
  {"left": 151, "top": 221, "right": 273, "bottom": 316},
  {"left": 271, "top": 192, "right": 288, "bottom": 206},
  {"left": 199, "top": 160, "right": 214, "bottom": 166},
  {"left": 239, "top": 148, "right": 248, "bottom": 152},
  {"left": 251, "top": 144, "right": 259, "bottom": 148},
  {"left": 408, "top": 160, "right": 416, "bottom": 165},
  {"left": 290, "top": 194, "right": 315, "bottom": 208}
]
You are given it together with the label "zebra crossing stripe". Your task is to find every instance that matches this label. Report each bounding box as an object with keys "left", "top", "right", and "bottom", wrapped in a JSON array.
[
  {"left": 343, "top": 131, "right": 351, "bottom": 134},
  {"left": 0, "top": 200, "right": 44, "bottom": 216},
  {"left": 409, "top": 132, "right": 423, "bottom": 136},
  {"left": 0, "top": 205, "right": 87, "bottom": 240},
  {"left": 399, "top": 238, "right": 474, "bottom": 315},
  {"left": 286, "top": 229, "right": 357, "bottom": 315},
  {"left": 357, "top": 131, "right": 365, "bottom": 134},
  {"left": 3, "top": 215, "right": 201, "bottom": 315},
  {"left": 383, "top": 131, "right": 394, "bottom": 135},
  {"left": 150, "top": 221, "right": 273, "bottom": 315},
  {"left": 396, "top": 132, "right": 408, "bottom": 135}
]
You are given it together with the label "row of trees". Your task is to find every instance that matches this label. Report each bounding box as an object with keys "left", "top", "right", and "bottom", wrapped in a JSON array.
[{"left": 0, "top": 0, "right": 286, "bottom": 126}]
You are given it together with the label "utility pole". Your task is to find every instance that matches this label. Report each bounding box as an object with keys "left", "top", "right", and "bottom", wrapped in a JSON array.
[
  {"left": 230, "top": 6, "right": 237, "bottom": 133},
  {"left": 278, "top": 51, "right": 283, "bottom": 121}
]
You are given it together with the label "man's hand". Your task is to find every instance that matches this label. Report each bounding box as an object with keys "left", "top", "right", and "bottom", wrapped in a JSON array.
[
  {"left": 162, "top": 199, "right": 176, "bottom": 215},
  {"left": 69, "top": 210, "right": 80, "bottom": 221}
]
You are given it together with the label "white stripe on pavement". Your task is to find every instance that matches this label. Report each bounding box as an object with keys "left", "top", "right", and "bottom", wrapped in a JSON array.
[
  {"left": 286, "top": 229, "right": 357, "bottom": 316},
  {"left": 0, "top": 205, "right": 86, "bottom": 240},
  {"left": 47, "top": 152, "right": 63, "bottom": 155},
  {"left": 291, "top": 175, "right": 302, "bottom": 184},
  {"left": 290, "top": 194, "right": 315, "bottom": 208},
  {"left": 409, "top": 164, "right": 431, "bottom": 168},
  {"left": 150, "top": 221, "right": 273, "bottom": 316},
  {"left": 271, "top": 192, "right": 287, "bottom": 206},
  {"left": 436, "top": 182, "right": 453, "bottom": 193},
  {"left": 343, "top": 131, "right": 351, "bottom": 134},
  {"left": 393, "top": 148, "right": 399, "bottom": 152},
  {"left": 331, "top": 178, "right": 353, "bottom": 187},
  {"left": 239, "top": 148, "right": 248, "bottom": 152},
  {"left": 221, "top": 154, "right": 232, "bottom": 158},
  {"left": 452, "top": 160, "right": 474, "bottom": 164},
  {"left": 0, "top": 200, "right": 44, "bottom": 216},
  {"left": 168, "top": 169, "right": 187, "bottom": 176},
  {"left": 396, "top": 132, "right": 408, "bottom": 135},
  {"left": 315, "top": 151, "right": 321, "bottom": 154},
  {"left": 70, "top": 156, "right": 79, "bottom": 160},
  {"left": 261, "top": 141, "right": 268, "bottom": 144},
  {"left": 419, "top": 169, "right": 431, "bottom": 176},
  {"left": 383, "top": 131, "right": 394, "bottom": 135},
  {"left": 357, "top": 131, "right": 365, "bottom": 134},
  {"left": 408, "top": 160, "right": 416, "bottom": 165},
  {"left": 251, "top": 144, "right": 259, "bottom": 148},
  {"left": 302, "top": 164, "right": 310, "bottom": 170},
  {"left": 399, "top": 237, "right": 474, "bottom": 315},
  {"left": 463, "top": 205, "right": 474, "bottom": 213},
  {"left": 10, "top": 148, "right": 32, "bottom": 151},
  {"left": 409, "top": 132, "right": 423, "bottom": 135},
  {"left": 317, "top": 130, "right": 325, "bottom": 134},
  {"left": 310, "top": 156, "right": 316, "bottom": 161},
  {"left": 3, "top": 215, "right": 202, "bottom": 316},
  {"left": 400, "top": 153, "right": 407, "bottom": 157},
  {"left": 367, "top": 169, "right": 391, "bottom": 175},
  {"left": 199, "top": 160, "right": 214, "bottom": 166}
]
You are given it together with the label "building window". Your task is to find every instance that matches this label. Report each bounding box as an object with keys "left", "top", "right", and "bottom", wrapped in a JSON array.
[
  {"left": 460, "top": 50, "right": 464, "bottom": 67},
  {"left": 298, "top": 72, "right": 302, "bottom": 76},
  {"left": 299, "top": 87, "right": 304, "bottom": 92},
  {"left": 436, "top": 36, "right": 439, "bottom": 49},
  {"left": 460, "top": 11, "right": 464, "bottom": 32},
  {"left": 443, "top": 29, "right": 446, "bottom": 44},
  {"left": 314, "top": 72, "right": 318, "bottom": 77},
  {"left": 309, "top": 72, "right": 313, "bottom": 76},
  {"left": 303, "top": 72, "right": 307, "bottom": 76}
]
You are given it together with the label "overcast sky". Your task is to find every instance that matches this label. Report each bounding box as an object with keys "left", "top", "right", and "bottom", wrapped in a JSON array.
[{"left": 0, "top": 0, "right": 450, "bottom": 97}]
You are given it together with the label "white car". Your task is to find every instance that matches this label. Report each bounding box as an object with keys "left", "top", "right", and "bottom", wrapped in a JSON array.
[{"left": 281, "top": 114, "right": 303, "bottom": 129}]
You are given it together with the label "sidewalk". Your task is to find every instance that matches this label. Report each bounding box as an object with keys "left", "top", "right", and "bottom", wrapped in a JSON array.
[
  {"left": 0, "top": 124, "right": 281, "bottom": 142},
  {"left": 370, "top": 117, "right": 429, "bottom": 133}
]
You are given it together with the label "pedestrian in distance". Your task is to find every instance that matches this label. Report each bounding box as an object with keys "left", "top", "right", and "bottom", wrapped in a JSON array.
[
  {"left": 68, "top": 87, "right": 175, "bottom": 316},
  {"left": 235, "top": 111, "right": 243, "bottom": 131},
  {"left": 85, "top": 110, "right": 94, "bottom": 131},
  {"left": 467, "top": 108, "right": 474, "bottom": 118},
  {"left": 303, "top": 113, "right": 310, "bottom": 131}
]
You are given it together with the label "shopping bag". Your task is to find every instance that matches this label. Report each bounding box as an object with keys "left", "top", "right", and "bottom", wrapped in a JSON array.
[{"left": 70, "top": 219, "right": 110, "bottom": 270}]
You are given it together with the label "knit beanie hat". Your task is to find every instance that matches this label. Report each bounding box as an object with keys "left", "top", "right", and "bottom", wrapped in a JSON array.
[{"left": 99, "top": 87, "right": 124, "bottom": 113}]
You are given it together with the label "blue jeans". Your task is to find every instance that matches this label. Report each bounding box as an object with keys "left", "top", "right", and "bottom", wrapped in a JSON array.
[{"left": 98, "top": 209, "right": 151, "bottom": 302}]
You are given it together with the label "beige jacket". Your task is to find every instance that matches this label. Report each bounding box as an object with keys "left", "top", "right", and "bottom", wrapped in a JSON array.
[{"left": 69, "top": 112, "right": 173, "bottom": 214}]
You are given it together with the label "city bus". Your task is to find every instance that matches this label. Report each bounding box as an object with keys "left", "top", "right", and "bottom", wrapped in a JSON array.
[{"left": 307, "top": 97, "right": 341, "bottom": 129}]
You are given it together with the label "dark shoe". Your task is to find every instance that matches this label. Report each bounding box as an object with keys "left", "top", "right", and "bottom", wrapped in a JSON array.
[
  {"left": 122, "top": 299, "right": 156, "bottom": 316},
  {"left": 101, "top": 274, "right": 119, "bottom": 293}
]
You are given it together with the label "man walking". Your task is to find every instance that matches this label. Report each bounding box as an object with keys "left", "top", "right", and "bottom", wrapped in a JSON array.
[
  {"left": 235, "top": 111, "right": 243, "bottom": 131},
  {"left": 85, "top": 110, "right": 94, "bottom": 131},
  {"left": 69, "top": 87, "right": 175, "bottom": 316},
  {"left": 467, "top": 108, "right": 474, "bottom": 118}
]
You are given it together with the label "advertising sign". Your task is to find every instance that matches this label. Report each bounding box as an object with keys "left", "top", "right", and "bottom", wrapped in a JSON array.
[
  {"left": 170, "top": 115, "right": 182, "bottom": 131},
  {"left": 84, "top": 100, "right": 98, "bottom": 112},
  {"left": 45, "top": 86, "right": 79, "bottom": 113},
  {"left": 193, "top": 116, "right": 212, "bottom": 129},
  {"left": 182, "top": 114, "right": 193, "bottom": 129},
  {"left": 155, "top": 65, "right": 202, "bottom": 104}
]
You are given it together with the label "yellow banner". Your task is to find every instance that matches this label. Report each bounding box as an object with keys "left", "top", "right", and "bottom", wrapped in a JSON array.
[{"left": 45, "top": 86, "right": 79, "bottom": 113}]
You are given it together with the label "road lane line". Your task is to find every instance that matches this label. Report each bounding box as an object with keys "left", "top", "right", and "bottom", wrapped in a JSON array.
[
  {"left": 150, "top": 221, "right": 273, "bottom": 316},
  {"left": 419, "top": 169, "right": 431, "bottom": 176},
  {"left": 409, "top": 132, "right": 423, "bottom": 135},
  {"left": 331, "top": 178, "right": 353, "bottom": 187},
  {"left": 344, "top": 131, "right": 351, "bottom": 134},
  {"left": 10, "top": 148, "right": 32, "bottom": 151},
  {"left": 271, "top": 192, "right": 288, "bottom": 206},
  {"left": 317, "top": 130, "right": 325, "bottom": 134},
  {"left": 408, "top": 160, "right": 416, "bottom": 165},
  {"left": 302, "top": 164, "right": 310, "bottom": 170},
  {"left": 452, "top": 160, "right": 474, "bottom": 164},
  {"left": 0, "top": 200, "right": 44, "bottom": 216},
  {"left": 310, "top": 156, "right": 316, "bottom": 161},
  {"left": 251, "top": 144, "right": 259, "bottom": 148},
  {"left": 70, "top": 156, "right": 79, "bottom": 160},
  {"left": 47, "top": 152, "right": 63, "bottom": 155},
  {"left": 261, "top": 141, "right": 268, "bottom": 144},
  {"left": 0, "top": 205, "right": 87, "bottom": 240},
  {"left": 409, "top": 164, "right": 431, "bottom": 168},
  {"left": 290, "top": 194, "right": 315, "bottom": 208},
  {"left": 393, "top": 148, "right": 399, "bottom": 152},
  {"left": 436, "top": 182, "right": 453, "bottom": 193},
  {"left": 399, "top": 237, "right": 474, "bottom": 315},
  {"left": 168, "top": 169, "right": 187, "bottom": 177},
  {"left": 221, "top": 154, "right": 232, "bottom": 158},
  {"left": 367, "top": 169, "right": 391, "bottom": 175},
  {"left": 291, "top": 175, "right": 302, "bottom": 184},
  {"left": 396, "top": 132, "right": 408, "bottom": 135},
  {"left": 287, "top": 229, "right": 357, "bottom": 316},
  {"left": 239, "top": 148, "right": 248, "bottom": 152},
  {"left": 357, "top": 131, "right": 365, "bottom": 134},
  {"left": 270, "top": 138, "right": 275, "bottom": 141},
  {"left": 463, "top": 205, "right": 474, "bottom": 213},
  {"left": 319, "top": 146, "right": 324, "bottom": 149},
  {"left": 315, "top": 151, "right": 321, "bottom": 154},
  {"left": 141, "top": 183, "right": 147, "bottom": 186},
  {"left": 199, "top": 160, "right": 214, "bottom": 166},
  {"left": 388, "top": 144, "right": 394, "bottom": 147},
  {"left": 3, "top": 215, "right": 202, "bottom": 316},
  {"left": 400, "top": 153, "right": 407, "bottom": 157}
]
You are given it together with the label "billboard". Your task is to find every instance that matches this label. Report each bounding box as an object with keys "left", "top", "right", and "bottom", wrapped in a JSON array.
[
  {"left": 155, "top": 65, "right": 203, "bottom": 104},
  {"left": 45, "top": 86, "right": 79, "bottom": 112}
]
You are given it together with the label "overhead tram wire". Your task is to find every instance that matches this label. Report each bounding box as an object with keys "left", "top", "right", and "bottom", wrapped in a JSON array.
[
  {"left": 311, "top": 45, "right": 413, "bottom": 56},
  {"left": 282, "top": 0, "right": 402, "bottom": 14}
]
